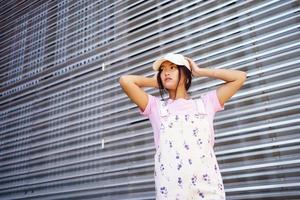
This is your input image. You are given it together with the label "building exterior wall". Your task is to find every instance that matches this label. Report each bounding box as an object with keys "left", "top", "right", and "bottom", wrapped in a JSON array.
[{"left": 0, "top": 0, "right": 300, "bottom": 199}]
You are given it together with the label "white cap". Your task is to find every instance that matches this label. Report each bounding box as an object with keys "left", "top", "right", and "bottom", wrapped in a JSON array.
[{"left": 152, "top": 53, "right": 191, "bottom": 71}]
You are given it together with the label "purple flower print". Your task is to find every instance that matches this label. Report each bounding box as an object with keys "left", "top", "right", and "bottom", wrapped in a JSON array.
[
  {"left": 218, "top": 183, "right": 224, "bottom": 191},
  {"left": 177, "top": 163, "right": 182, "bottom": 170},
  {"left": 176, "top": 152, "right": 180, "bottom": 160},
  {"left": 188, "top": 158, "right": 192, "bottom": 165},
  {"left": 193, "top": 128, "right": 199, "bottom": 137},
  {"left": 178, "top": 177, "right": 182, "bottom": 184},
  {"left": 168, "top": 122, "right": 173, "bottom": 128},
  {"left": 177, "top": 177, "right": 183, "bottom": 188},
  {"left": 169, "top": 141, "right": 173, "bottom": 148},
  {"left": 160, "top": 164, "right": 165, "bottom": 171},
  {"left": 191, "top": 174, "right": 198, "bottom": 186},
  {"left": 214, "top": 164, "right": 218, "bottom": 172},
  {"left": 202, "top": 173, "right": 211, "bottom": 183},
  {"left": 197, "top": 138, "right": 203, "bottom": 145},
  {"left": 203, "top": 174, "right": 208, "bottom": 181},
  {"left": 198, "top": 190, "right": 205, "bottom": 198},
  {"left": 185, "top": 114, "right": 189, "bottom": 121},
  {"left": 160, "top": 186, "right": 168, "bottom": 195},
  {"left": 195, "top": 113, "right": 201, "bottom": 119},
  {"left": 184, "top": 141, "right": 190, "bottom": 150},
  {"left": 175, "top": 115, "right": 179, "bottom": 121}
]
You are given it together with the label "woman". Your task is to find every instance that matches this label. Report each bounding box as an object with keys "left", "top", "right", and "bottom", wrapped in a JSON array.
[{"left": 119, "top": 53, "right": 247, "bottom": 199}]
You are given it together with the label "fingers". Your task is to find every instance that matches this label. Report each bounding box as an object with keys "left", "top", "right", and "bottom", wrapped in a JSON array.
[{"left": 185, "top": 57, "right": 192, "bottom": 62}]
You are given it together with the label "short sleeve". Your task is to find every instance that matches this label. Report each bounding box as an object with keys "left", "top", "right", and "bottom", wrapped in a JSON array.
[
  {"left": 139, "top": 93, "right": 156, "bottom": 117},
  {"left": 201, "top": 89, "right": 224, "bottom": 117},
  {"left": 138, "top": 94, "right": 160, "bottom": 150}
]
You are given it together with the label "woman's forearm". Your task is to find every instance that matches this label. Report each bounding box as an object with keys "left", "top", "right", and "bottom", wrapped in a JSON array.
[
  {"left": 193, "top": 68, "right": 247, "bottom": 83},
  {"left": 120, "top": 75, "right": 159, "bottom": 88},
  {"left": 190, "top": 65, "right": 247, "bottom": 106}
]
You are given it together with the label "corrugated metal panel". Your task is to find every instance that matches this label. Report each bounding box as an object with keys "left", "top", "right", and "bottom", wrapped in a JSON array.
[{"left": 0, "top": 0, "right": 299, "bottom": 199}]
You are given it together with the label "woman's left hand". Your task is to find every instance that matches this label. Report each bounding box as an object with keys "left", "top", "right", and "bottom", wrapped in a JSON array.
[{"left": 185, "top": 57, "right": 200, "bottom": 77}]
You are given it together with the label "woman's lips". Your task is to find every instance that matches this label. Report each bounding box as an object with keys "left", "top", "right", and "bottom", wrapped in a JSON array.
[{"left": 165, "top": 77, "right": 172, "bottom": 81}]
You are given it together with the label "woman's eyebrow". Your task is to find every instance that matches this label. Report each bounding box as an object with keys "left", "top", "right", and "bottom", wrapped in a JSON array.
[
  {"left": 162, "top": 63, "right": 176, "bottom": 67},
  {"left": 160, "top": 63, "right": 177, "bottom": 70},
  {"left": 160, "top": 64, "right": 167, "bottom": 69}
]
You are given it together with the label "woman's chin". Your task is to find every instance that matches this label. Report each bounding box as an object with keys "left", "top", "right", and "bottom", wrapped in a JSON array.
[{"left": 163, "top": 84, "right": 176, "bottom": 90}]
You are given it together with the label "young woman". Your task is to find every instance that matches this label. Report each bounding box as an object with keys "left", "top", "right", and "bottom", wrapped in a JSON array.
[{"left": 119, "top": 53, "right": 247, "bottom": 199}]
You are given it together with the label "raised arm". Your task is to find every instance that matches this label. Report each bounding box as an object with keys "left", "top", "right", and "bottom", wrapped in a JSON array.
[
  {"left": 119, "top": 74, "right": 159, "bottom": 111},
  {"left": 186, "top": 58, "right": 247, "bottom": 107}
]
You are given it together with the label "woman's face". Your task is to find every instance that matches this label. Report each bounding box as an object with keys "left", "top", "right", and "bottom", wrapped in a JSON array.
[{"left": 160, "top": 61, "right": 185, "bottom": 90}]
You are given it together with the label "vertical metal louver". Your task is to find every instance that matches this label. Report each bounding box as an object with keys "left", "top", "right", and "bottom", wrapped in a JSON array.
[{"left": 0, "top": 0, "right": 299, "bottom": 199}]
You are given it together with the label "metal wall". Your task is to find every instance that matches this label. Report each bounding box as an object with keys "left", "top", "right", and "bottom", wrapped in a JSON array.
[{"left": 0, "top": 0, "right": 300, "bottom": 199}]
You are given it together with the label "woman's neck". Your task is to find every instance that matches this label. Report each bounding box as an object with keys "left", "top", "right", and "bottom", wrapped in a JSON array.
[{"left": 169, "top": 90, "right": 190, "bottom": 100}]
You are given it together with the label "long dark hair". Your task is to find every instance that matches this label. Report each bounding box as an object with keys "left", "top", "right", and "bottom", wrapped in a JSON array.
[{"left": 157, "top": 65, "right": 192, "bottom": 101}]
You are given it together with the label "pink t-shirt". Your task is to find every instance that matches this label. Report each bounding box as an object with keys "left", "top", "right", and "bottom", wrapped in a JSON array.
[{"left": 139, "top": 90, "right": 224, "bottom": 150}]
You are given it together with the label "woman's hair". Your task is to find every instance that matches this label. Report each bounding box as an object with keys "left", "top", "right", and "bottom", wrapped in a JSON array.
[{"left": 157, "top": 65, "right": 192, "bottom": 101}]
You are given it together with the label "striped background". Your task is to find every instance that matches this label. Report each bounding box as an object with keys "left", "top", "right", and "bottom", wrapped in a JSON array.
[{"left": 0, "top": 0, "right": 300, "bottom": 199}]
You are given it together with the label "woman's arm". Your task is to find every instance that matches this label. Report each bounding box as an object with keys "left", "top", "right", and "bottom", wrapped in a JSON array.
[
  {"left": 186, "top": 58, "right": 247, "bottom": 107},
  {"left": 119, "top": 75, "right": 159, "bottom": 111}
]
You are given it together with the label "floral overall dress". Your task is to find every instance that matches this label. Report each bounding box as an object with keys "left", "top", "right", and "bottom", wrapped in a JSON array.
[{"left": 154, "top": 98, "right": 226, "bottom": 200}]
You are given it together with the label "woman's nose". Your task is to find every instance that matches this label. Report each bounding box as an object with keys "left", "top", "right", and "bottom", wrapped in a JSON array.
[{"left": 164, "top": 70, "right": 170, "bottom": 76}]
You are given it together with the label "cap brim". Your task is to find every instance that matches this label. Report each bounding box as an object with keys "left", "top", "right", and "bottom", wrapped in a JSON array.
[
  {"left": 152, "top": 54, "right": 191, "bottom": 71},
  {"left": 152, "top": 58, "right": 167, "bottom": 71}
]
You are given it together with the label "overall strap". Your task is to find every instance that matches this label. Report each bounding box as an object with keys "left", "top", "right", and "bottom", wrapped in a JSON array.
[
  {"left": 195, "top": 97, "right": 207, "bottom": 114},
  {"left": 159, "top": 100, "right": 170, "bottom": 117}
]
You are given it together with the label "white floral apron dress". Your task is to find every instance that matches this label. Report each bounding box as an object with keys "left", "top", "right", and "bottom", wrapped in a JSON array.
[{"left": 154, "top": 98, "right": 226, "bottom": 200}]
